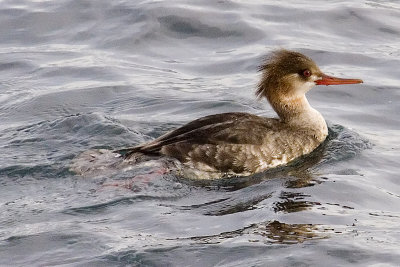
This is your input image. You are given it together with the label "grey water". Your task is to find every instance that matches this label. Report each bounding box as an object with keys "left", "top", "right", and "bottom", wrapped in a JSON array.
[{"left": 0, "top": 0, "right": 399, "bottom": 266}]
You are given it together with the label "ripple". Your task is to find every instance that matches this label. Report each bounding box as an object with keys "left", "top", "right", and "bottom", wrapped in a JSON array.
[
  {"left": 1, "top": 0, "right": 400, "bottom": 266},
  {"left": 159, "top": 15, "right": 242, "bottom": 39}
]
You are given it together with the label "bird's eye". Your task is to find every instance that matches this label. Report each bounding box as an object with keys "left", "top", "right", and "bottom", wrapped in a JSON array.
[{"left": 302, "top": 69, "right": 311, "bottom": 77}]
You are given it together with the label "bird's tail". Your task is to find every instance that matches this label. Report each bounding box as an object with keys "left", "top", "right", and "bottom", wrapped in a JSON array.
[{"left": 70, "top": 148, "right": 162, "bottom": 177}]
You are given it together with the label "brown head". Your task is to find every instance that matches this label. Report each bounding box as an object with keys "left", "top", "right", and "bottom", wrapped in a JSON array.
[{"left": 256, "top": 49, "right": 363, "bottom": 120}]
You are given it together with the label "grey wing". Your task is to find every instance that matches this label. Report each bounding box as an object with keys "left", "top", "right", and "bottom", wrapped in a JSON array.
[
  {"left": 116, "top": 112, "right": 279, "bottom": 157},
  {"left": 159, "top": 120, "right": 292, "bottom": 174}
]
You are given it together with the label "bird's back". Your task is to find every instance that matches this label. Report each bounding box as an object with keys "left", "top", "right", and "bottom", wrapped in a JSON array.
[{"left": 118, "top": 112, "right": 323, "bottom": 178}]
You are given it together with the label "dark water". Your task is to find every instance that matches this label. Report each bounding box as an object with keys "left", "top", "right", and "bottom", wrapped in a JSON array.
[{"left": 1, "top": 0, "right": 400, "bottom": 266}]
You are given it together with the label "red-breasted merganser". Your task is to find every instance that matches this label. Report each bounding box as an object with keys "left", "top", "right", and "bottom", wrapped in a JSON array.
[{"left": 73, "top": 50, "right": 363, "bottom": 179}]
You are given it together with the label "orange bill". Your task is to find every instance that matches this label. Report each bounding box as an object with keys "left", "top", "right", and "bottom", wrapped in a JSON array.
[{"left": 315, "top": 73, "right": 363, "bottom": 85}]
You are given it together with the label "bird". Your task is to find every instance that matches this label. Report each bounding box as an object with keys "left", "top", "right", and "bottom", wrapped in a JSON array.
[{"left": 73, "top": 49, "right": 363, "bottom": 179}]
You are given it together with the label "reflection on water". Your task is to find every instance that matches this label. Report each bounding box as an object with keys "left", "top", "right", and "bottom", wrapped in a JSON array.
[
  {"left": 189, "top": 220, "right": 328, "bottom": 245},
  {"left": 273, "top": 191, "right": 318, "bottom": 213}
]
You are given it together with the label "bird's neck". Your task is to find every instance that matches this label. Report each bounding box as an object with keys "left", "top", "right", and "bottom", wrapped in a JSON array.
[{"left": 268, "top": 94, "right": 328, "bottom": 140}]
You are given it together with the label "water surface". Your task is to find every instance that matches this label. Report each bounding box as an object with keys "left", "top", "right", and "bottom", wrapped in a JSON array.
[{"left": 1, "top": 0, "right": 400, "bottom": 266}]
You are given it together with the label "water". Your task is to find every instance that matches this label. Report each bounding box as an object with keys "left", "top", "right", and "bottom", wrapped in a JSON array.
[{"left": 0, "top": 0, "right": 399, "bottom": 266}]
